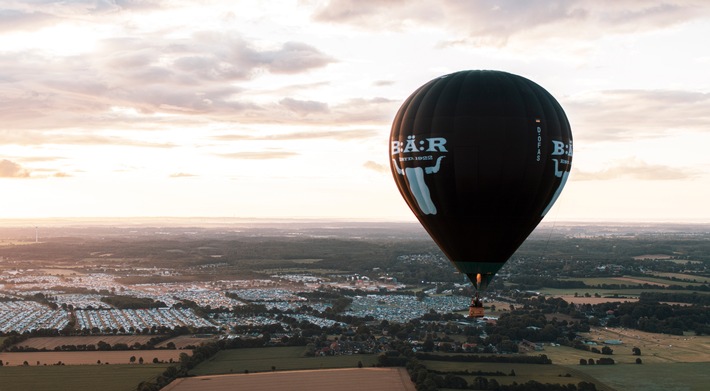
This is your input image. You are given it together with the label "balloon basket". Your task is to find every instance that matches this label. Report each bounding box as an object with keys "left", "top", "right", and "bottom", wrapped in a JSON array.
[{"left": 468, "top": 296, "right": 484, "bottom": 318}]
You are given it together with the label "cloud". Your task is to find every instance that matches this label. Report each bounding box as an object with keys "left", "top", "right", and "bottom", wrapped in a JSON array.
[
  {"left": 262, "top": 41, "right": 337, "bottom": 74},
  {"left": 0, "top": 130, "right": 175, "bottom": 148},
  {"left": 373, "top": 80, "right": 395, "bottom": 87},
  {"left": 0, "top": 9, "right": 55, "bottom": 32},
  {"left": 573, "top": 158, "right": 700, "bottom": 181},
  {"left": 170, "top": 172, "right": 196, "bottom": 178},
  {"left": 0, "top": 1, "right": 164, "bottom": 32},
  {"left": 279, "top": 98, "right": 330, "bottom": 115},
  {"left": 568, "top": 89, "right": 710, "bottom": 141},
  {"left": 217, "top": 151, "right": 299, "bottom": 160},
  {"left": 363, "top": 160, "right": 388, "bottom": 173},
  {"left": 311, "top": 0, "right": 710, "bottom": 46},
  {"left": 213, "top": 128, "right": 379, "bottom": 142},
  {"left": 0, "top": 30, "right": 335, "bottom": 132},
  {"left": 0, "top": 159, "right": 31, "bottom": 178}
]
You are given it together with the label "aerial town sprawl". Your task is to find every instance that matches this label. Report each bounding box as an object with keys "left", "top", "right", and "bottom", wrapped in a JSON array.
[{"left": 0, "top": 222, "right": 708, "bottom": 391}]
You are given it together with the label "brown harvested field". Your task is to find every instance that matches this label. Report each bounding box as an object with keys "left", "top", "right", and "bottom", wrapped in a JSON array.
[
  {"left": 162, "top": 368, "right": 416, "bottom": 391},
  {"left": 14, "top": 335, "right": 161, "bottom": 350},
  {"left": 0, "top": 349, "right": 189, "bottom": 366},
  {"left": 632, "top": 254, "right": 673, "bottom": 260},
  {"left": 156, "top": 334, "right": 220, "bottom": 349}
]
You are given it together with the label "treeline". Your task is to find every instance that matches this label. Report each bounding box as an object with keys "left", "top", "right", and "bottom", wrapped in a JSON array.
[
  {"left": 415, "top": 353, "right": 552, "bottom": 365},
  {"left": 509, "top": 276, "right": 709, "bottom": 292},
  {"left": 639, "top": 291, "right": 710, "bottom": 305},
  {"left": 100, "top": 295, "right": 166, "bottom": 309},
  {"left": 7, "top": 337, "right": 169, "bottom": 352},
  {"left": 591, "top": 300, "right": 710, "bottom": 335},
  {"left": 485, "top": 311, "right": 590, "bottom": 346},
  {"left": 1, "top": 335, "right": 29, "bottom": 351},
  {"left": 579, "top": 357, "right": 615, "bottom": 365},
  {"left": 508, "top": 276, "right": 588, "bottom": 290},
  {"left": 405, "top": 357, "right": 595, "bottom": 391}
]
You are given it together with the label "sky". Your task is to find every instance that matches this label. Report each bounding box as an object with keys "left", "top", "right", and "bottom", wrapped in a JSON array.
[{"left": 1, "top": 0, "right": 709, "bottom": 223}]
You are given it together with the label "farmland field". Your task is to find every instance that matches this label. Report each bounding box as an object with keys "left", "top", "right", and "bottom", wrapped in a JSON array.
[
  {"left": 0, "top": 350, "right": 187, "bottom": 366},
  {"left": 156, "top": 334, "right": 220, "bottom": 349},
  {"left": 541, "top": 327, "right": 710, "bottom": 391},
  {"left": 14, "top": 335, "right": 163, "bottom": 350},
  {"left": 650, "top": 272, "right": 709, "bottom": 284},
  {"left": 420, "top": 361, "right": 611, "bottom": 390},
  {"left": 0, "top": 363, "right": 172, "bottom": 391},
  {"left": 559, "top": 276, "right": 705, "bottom": 287},
  {"left": 164, "top": 367, "right": 416, "bottom": 391},
  {"left": 190, "top": 346, "right": 379, "bottom": 375},
  {"left": 574, "top": 363, "right": 709, "bottom": 391}
]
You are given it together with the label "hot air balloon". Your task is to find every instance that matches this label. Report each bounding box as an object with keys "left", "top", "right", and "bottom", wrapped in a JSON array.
[{"left": 389, "top": 70, "right": 572, "bottom": 317}]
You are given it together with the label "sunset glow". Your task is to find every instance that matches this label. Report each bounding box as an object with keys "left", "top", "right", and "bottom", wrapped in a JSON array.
[{"left": 2, "top": 1, "right": 710, "bottom": 222}]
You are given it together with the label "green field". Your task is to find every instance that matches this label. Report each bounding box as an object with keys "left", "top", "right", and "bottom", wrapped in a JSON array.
[
  {"left": 650, "top": 272, "right": 710, "bottom": 284},
  {"left": 573, "top": 362, "right": 709, "bottom": 391},
  {"left": 0, "top": 364, "right": 172, "bottom": 391},
  {"left": 190, "top": 346, "right": 379, "bottom": 375}
]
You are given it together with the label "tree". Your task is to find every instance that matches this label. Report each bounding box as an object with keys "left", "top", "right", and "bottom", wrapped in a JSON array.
[
  {"left": 357, "top": 360, "right": 363, "bottom": 368},
  {"left": 415, "top": 290, "right": 427, "bottom": 301},
  {"left": 635, "top": 358, "right": 643, "bottom": 364},
  {"left": 632, "top": 347, "right": 641, "bottom": 356},
  {"left": 473, "top": 376, "right": 488, "bottom": 389},
  {"left": 601, "top": 346, "right": 613, "bottom": 355},
  {"left": 422, "top": 335, "right": 435, "bottom": 352},
  {"left": 579, "top": 358, "right": 587, "bottom": 365},
  {"left": 444, "top": 374, "right": 468, "bottom": 389},
  {"left": 139, "top": 357, "right": 144, "bottom": 364},
  {"left": 129, "top": 356, "right": 136, "bottom": 364}
]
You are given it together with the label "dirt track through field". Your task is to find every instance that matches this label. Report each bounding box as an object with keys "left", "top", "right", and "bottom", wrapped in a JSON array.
[{"left": 162, "top": 367, "right": 416, "bottom": 391}]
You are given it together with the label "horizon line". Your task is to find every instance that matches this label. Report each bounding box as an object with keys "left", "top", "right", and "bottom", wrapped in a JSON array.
[{"left": 0, "top": 216, "right": 708, "bottom": 226}]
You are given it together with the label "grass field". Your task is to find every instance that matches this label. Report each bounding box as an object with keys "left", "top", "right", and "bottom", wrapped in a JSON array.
[
  {"left": 650, "top": 272, "right": 709, "bottom": 284},
  {"left": 573, "top": 362, "right": 709, "bottom": 391},
  {"left": 0, "top": 363, "right": 172, "bottom": 391},
  {"left": 539, "top": 327, "right": 710, "bottom": 391},
  {"left": 190, "top": 346, "right": 379, "bottom": 375}
]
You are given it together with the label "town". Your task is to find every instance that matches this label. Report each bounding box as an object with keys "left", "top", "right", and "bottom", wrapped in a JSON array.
[{"left": 0, "top": 221, "right": 708, "bottom": 391}]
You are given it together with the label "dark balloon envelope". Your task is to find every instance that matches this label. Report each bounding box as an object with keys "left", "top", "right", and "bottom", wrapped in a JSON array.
[{"left": 389, "top": 70, "right": 572, "bottom": 291}]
